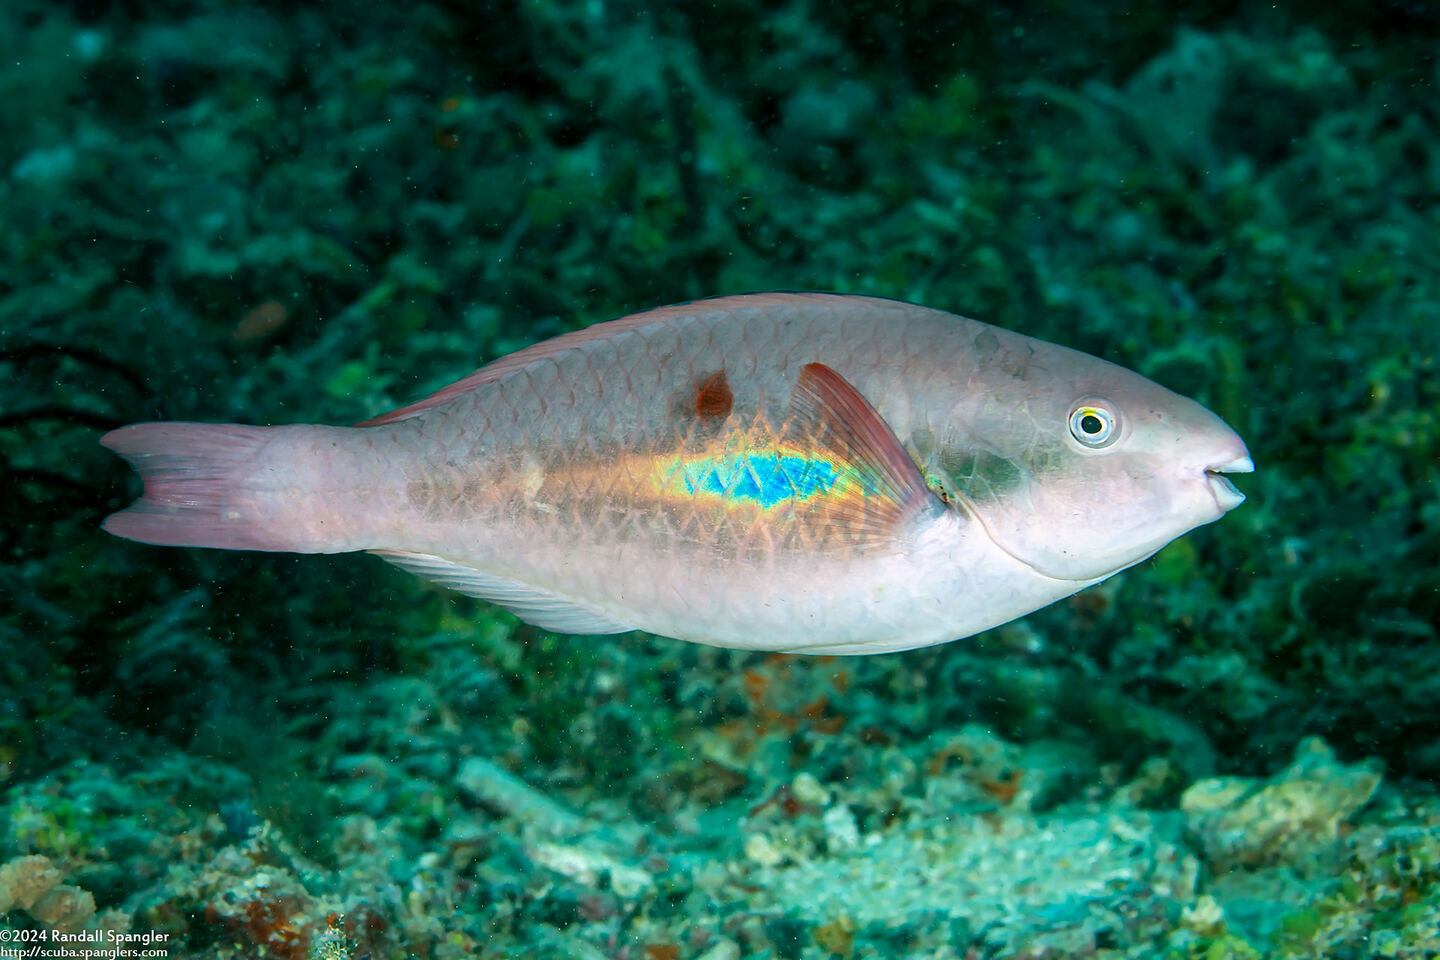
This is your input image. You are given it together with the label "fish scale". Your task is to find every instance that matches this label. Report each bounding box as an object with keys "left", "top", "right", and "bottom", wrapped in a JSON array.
[{"left": 101, "top": 293, "right": 1252, "bottom": 654}]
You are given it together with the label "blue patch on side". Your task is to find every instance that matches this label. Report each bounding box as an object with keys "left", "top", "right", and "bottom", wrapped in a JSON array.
[{"left": 684, "top": 453, "right": 844, "bottom": 509}]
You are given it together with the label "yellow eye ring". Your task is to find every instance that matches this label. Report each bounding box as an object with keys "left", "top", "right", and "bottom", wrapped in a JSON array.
[{"left": 1068, "top": 402, "right": 1118, "bottom": 448}]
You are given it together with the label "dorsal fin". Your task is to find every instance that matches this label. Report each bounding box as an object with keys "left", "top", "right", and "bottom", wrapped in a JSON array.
[
  {"left": 789, "top": 362, "right": 944, "bottom": 541},
  {"left": 357, "top": 293, "right": 875, "bottom": 427}
]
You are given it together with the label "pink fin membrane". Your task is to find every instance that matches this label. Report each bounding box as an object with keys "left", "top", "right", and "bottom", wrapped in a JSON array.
[
  {"left": 790, "top": 362, "right": 942, "bottom": 540},
  {"left": 101, "top": 422, "right": 284, "bottom": 551}
]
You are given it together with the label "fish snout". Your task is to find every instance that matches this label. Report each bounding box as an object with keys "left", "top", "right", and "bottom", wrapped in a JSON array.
[{"left": 1204, "top": 454, "right": 1254, "bottom": 512}]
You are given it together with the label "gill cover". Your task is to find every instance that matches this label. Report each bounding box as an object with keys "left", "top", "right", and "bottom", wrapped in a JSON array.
[{"left": 944, "top": 356, "right": 1251, "bottom": 582}]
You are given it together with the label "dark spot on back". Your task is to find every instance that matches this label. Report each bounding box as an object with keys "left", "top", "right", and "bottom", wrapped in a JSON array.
[{"left": 695, "top": 369, "right": 733, "bottom": 419}]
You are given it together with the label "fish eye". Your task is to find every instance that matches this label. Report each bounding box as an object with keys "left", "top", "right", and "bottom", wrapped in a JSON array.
[{"left": 1068, "top": 400, "right": 1118, "bottom": 448}]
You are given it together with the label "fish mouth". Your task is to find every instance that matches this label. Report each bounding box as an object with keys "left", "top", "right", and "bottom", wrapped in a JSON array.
[{"left": 1205, "top": 455, "right": 1254, "bottom": 512}]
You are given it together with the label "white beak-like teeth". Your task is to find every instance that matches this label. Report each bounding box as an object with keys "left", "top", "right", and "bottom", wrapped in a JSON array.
[
  {"left": 1204, "top": 451, "right": 1252, "bottom": 511},
  {"left": 1214, "top": 455, "right": 1255, "bottom": 474},
  {"left": 1206, "top": 471, "right": 1246, "bottom": 510}
]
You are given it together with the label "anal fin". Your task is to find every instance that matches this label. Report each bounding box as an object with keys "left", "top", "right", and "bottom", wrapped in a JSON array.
[{"left": 371, "top": 550, "right": 635, "bottom": 635}]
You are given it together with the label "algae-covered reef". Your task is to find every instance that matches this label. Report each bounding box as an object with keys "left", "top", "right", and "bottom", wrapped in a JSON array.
[{"left": 2, "top": 0, "right": 1438, "bottom": 957}]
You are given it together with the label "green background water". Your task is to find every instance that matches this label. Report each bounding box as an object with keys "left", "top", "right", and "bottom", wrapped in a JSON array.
[{"left": 1, "top": 1, "right": 1437, "bottom": 956}]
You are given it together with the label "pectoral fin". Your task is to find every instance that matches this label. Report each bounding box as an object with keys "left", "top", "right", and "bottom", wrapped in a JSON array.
[{"left": 789, "top": 362, "right": 945, "bottom": 542}]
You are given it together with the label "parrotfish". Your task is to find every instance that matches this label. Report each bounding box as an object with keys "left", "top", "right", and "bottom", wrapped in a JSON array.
[{"left": 102, "top": 293, "right": 1252, "bottom": 654}]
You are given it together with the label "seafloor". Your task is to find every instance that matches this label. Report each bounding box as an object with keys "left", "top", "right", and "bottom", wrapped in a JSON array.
[{"left": 2, "top": 1, "right": 1438, "bottom": 958}]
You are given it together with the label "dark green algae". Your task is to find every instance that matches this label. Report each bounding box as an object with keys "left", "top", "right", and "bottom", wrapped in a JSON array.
[{"left": 2, "top": 0, "right": 1438, "bottom": 957}]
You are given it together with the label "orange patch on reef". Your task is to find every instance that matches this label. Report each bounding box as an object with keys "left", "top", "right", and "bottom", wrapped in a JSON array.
[
  {"left": 205, "top": 895, "right": 312, "bottom": 960},
  {"left": 980, "top": 770, "right": 1022, "bottom": 805}
]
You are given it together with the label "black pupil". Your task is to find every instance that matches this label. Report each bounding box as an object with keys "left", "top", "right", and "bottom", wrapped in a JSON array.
[{"left": 1080, "top": 414, "right": 1104, "bottom": 435}]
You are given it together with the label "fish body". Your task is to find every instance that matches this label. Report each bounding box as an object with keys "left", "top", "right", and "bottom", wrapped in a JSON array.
[{"left": 102, "top": 293, "right": 1252, "bottom": 654}]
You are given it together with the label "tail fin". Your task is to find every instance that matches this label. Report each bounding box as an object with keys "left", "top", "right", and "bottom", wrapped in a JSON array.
[{"left": 101, "top": 422, "right": 290, "bottom": 551}]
